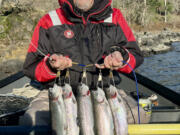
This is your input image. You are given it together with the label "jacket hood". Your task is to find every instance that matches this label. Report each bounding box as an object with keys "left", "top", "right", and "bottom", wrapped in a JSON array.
[
  {"left": 58, "top": 0, "right": 112, "bottom": 7},
  {"left": 58, "top": 0, "right": 112, "bottom": 23}
]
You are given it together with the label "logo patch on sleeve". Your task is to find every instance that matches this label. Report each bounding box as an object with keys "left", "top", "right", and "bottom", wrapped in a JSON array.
[{"left": 64, "top": 29, "right": 74, "bottom": 39}]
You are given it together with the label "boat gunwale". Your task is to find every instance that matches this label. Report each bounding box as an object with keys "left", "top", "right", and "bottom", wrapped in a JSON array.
[{"left": 123, "top": 72, "right": 180, "bottom": 106}]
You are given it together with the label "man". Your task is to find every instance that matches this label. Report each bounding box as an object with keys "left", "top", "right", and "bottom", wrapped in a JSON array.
[{"left": 21, "top": 0, "right": 145, "bottom": 126}]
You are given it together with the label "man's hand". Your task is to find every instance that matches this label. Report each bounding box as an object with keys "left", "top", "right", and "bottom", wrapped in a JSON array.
[
  {"left": 95, "top": 51, "right": 124, "bottom": 70},
  {"left": 49, "top": 54, "right": 72, "bottom": 70}
]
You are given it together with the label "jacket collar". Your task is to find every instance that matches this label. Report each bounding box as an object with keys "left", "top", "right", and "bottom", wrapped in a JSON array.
[{"left": 58, "top": 0, "right": 112, "bottom": 24}]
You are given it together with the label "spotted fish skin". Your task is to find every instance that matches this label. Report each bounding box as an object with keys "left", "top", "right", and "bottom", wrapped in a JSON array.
[
  {"left": 105, "top": 85, "right": 128, "bottom": 135},
  {"left": 49, "top": 84, "right": 67, "bottom": 135},
  {"left": 77, "top": 83, "right": 95, "bottom": 135},
  {"left": 63, "top": 83, "right": 79, "bottom": 135},
  {"left": 92, "top": 87, "right": 114, "bottom": 135}
]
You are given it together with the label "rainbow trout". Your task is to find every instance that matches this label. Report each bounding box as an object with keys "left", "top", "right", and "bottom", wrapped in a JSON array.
[
  {"left": 105, "top": 85, "right": 128, "bottom": 135},
  {"left": 49, "top": 84, "right": 67, "bottom": 135},
  {"left": 63, "top": 83, "right": 79, "bottom": 135},
  {"left": 92, "top": 87, "right": 114, "bottom": 135},
  {"left": 77, "top": 83, "right": 95, "bottom": 135}
]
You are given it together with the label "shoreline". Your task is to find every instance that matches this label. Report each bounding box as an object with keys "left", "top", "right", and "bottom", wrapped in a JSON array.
[{"left": 135, "top": 30, "right": 180, "bottom": 57}]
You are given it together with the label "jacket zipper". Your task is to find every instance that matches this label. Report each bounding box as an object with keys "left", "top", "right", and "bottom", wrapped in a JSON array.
[{"left": 64, "top": 0, "right": 111, "bottom": 25}]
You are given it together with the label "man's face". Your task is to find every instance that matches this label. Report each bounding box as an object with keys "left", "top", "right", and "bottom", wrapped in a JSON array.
[{"left": 73, "top": 0, "right": 94, "bottom": 11}]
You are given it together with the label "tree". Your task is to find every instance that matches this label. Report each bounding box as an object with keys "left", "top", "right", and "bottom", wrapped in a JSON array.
[
  {"left": 164, "top": 0, "right": 167, "bottom": 22},
  {"left": 112, "top": 0, "right": 179, "bottom": 27},
  {"left": 0, "top": 0, "right": 3, "bottom": 8},
  {"left": 142, "top": 0, "right": 147, "bottom": 25},
  {"left": 171, "top": 0, "right": 180, "bottom": 15}
]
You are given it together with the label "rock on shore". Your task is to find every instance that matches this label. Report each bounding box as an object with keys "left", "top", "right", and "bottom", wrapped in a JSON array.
[
  {"left": 135, "top": 30, "right": 180, "bottom": 57},
  {"left": 0, "top": 0, "right": 59, "bottom": 14}
]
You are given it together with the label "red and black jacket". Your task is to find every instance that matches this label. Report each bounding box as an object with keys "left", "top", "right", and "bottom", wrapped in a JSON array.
[{"left": 23, "top": 0, "right": 144, "bottom": 89}]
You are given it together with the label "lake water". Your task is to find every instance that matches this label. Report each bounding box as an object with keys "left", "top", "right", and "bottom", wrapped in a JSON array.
[{"left": 138, "top": 42, "right": 180, "bottom": 94}]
